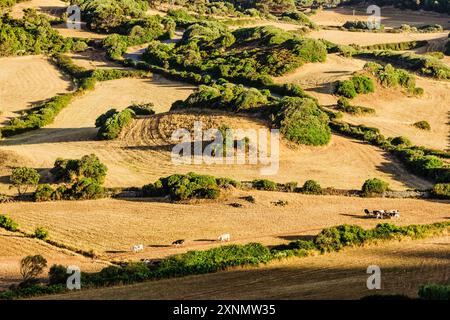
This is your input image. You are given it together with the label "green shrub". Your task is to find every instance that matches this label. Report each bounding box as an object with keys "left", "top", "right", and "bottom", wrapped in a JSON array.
[
  {"left": 34, "top": 227, "right": 49, "bottom": 240},
  {"left": 351, "top": 75, "right": 374, "bottom": 94},
  {"left": 302, "top": 180, "right": 322, "bottom": 195},
  {"left": 34, "top": 184, "right": 55, "bottom": 202},
  {"left": 336, "top": 97, "right": 375, "bottom": 115},
  {"left": 362, "top": 178, "right": 389, "bottom": 196},
  {"left": 252, "top": 179, "right": 277, "bottom": 191},
  {"left": 127, "top": 103, "right": 155, "bottom": 116},
  {"left": 66, "top": 178, "right": 105, "bottom": 200},
  {"left": 10, "top": 167, "right": 40, "bottom": 196},
  {"left": 51, "top": 154, "right": 107, "bottom": 184},
  {"left": 432, "top": 183, "right": 450, "bottom": 199},
  {"left": 390, "top": 136, "right": 412, "bottom": 147},
  {"left": 413, "top": 121, "right": 431, "bottom": 131},
  {"left": 335, "top": 80, "right": 357, "bottom": 98},
  {"left": 418, "top": 284, "right": 450, "bottom": 300},
  {"left": 97, "top": 108, "right": 135, "bottom": 140},
  {"left": 314, "top": 224, "right": 368, "bottom": 253},
  {"left": 0, "top": 215, "right": 19, "bottom": 232},
  {"left": 48, "top": 265, "right": 68, "bottom": 285},
  {"left": 276, "top": 97, "right": 331, "bottom": 146}
]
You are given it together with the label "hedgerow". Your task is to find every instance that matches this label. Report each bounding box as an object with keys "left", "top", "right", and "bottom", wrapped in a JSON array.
[
  {"left": 0, "top": 215, "right": 19, "bottom": 232},
  {"left": 251, "top": 179, "right": 277, "bottom": 191},
  {"left": 336, "top": 97, "right": 375, "bottom": 116},
  {"left": 432, "top": 183, "right": 450, "bottom": 199},
  {"left": 418, "top": 284, "right": 450, "bottom": 300}
]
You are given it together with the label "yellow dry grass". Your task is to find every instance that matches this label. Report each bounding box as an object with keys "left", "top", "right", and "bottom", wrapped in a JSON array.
[
  {"left": 9, "top": 0, "right": 66, "bottom": 19},
  {"left": 310, "top": 5, "right": 450, "bottom": 29},
  {"left": 38, "top": 234, "right": 450, "bottom": 300},
  {"left": 0, "top": 229, "right": 109, "bottom": 290},
  {"left": 0, "top": 55, "right": 72, "bottom": 127},
  {"left": 1, "top": 193, "right": 448, "bottom": 262}
]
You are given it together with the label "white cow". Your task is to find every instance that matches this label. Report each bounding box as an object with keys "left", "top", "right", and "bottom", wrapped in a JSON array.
[
  {"left": 132, "top": 244, "right": 144, "bottom": 252},
  {"left": 218, "top": 233, "right": 231, "bottom": 242}
]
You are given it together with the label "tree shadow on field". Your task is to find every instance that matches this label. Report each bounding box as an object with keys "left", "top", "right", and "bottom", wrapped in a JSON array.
[
  {"left": 0, "top": 127, "right": 98, "bottom": 146},
  {"left": 275, "top": 235, "right": 315, "bottom": 242},
  {"left": 340, "top": 213, "right": 369, "bottom": 220},
  {"left": 105, "top": 250, "right": 128, "bottom": 254},
  {"left": 194, "top": 239, "right": 217, "bottom": 242},
  {"left": 308, "top": 81, "right": 336, "bottom": 95}
]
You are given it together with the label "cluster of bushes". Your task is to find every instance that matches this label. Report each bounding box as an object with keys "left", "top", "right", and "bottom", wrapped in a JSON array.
[
  {"left": 143, "top": 24, "right": 327, "bottom": 85},
  {"left": 335, "top": 75, "right": 374, "bottom": 99},
  {"left": 358, "top": 51, "right": 450, "bottom": 80},
  {"left": 336, "top": 97, "right": 375, "bottom": 116},
  {"left": 329, "top": 121, "right": 450, "bottom": 183},
  {"left": 432, "top": 183, "right": 450, "bottom": 199},
  {"left": 34, "top": 178, "right": 105, "bottom": 201},
  {"left": 172, "top": 82, "right": 270, "bottom": 112},
  {"left": 274, "top": 97, "right": 331, "bottom": 146},
  {"left": 280, "top": 11, "right": 316, "bottom": 29},
  {"left": 251, "top": 179, "right": 277, "bottom": 191},
  {"left": 95, "top": 108, "right": 135, "bottom": 140},
  {"left": 363, "top": 61, "right": 424, "bottom": 95},
  {"left": 2, "top": 221, "right": 449, "bottom": 299},
  {"left": 142, "top": 172, "right": 240, "bottom": 201},
  {"left": 0, "top": 10, "right": 87, "bottom": 57}
]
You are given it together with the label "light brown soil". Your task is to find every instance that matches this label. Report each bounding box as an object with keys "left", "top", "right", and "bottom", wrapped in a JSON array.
[
  {"left": 310, "top": 5, "right": 450, "bottom": 29},
  {"left": 38, "top": 234, "right": 450, "bottom": 300},
  {"left": 67, "top": 50, "right": 125, "bottom": 70},
  {"left": 0, "top": 55, "right": 72, "bottom": 127},
  {"left": 1, "top": 194, "right": 448, "bottom": 263}
]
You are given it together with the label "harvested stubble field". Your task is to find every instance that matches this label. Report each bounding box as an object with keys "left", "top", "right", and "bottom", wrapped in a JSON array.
[
  {"left": 0, "top": 229, "right": 109, "bottom": 291},
  {"left": 39, "top": 234, "right": 450, "bottom": 300},
  {"left": 310, "top": 5, "right": 450, "bottom": 29},
  {"left": 9, "top": 0, "right": 66, "bottom": 19},
  {"left": 1, "top": 193, "right": 448, "bottom": 263},
  {"left": 0, "top": 56, "right": 72, "bottom": 127}
]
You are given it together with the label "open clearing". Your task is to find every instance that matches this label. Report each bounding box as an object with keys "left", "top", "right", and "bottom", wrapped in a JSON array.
[
  {"left": 9, "top": 0, "right": 66, "bottom": 19},
  {"left": 0, "top": 55, "right": 72, "bottom": 127},
  {"left": 0, "top": 229, "right": 108, "bottom": 290},
  {"left": 39, "top": 234, "right": 450, "bottom": 300},
  {"left": 1, "top": 194, "right": 448, "bottom": 263},
  {"left": 310, "top": 6, "right": 450, "bottom": 29}
]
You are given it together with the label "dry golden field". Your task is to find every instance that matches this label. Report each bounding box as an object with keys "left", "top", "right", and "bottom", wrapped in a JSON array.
[
  {"left": 9, "top": 0, "right": 66, "bottom": 19},
  {"left": 39, "top": 234, "right": 450, "bottom": 300},
  {"left": 1, "top": 193, "right": 448, "bottom": 263},
  {"left": 0, "top": 56, "right": 72, "bottom": 127}
]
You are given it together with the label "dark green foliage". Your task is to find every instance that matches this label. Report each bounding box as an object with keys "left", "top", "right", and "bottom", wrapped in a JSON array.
[
  {"left": 390, "top": 136, "right": 412, "bottom": 147},
  {"left": 65, "top": 178, "right": 105, "bottom": 200},
  {"left": 336, "top": 97, "right": 375, "bottom": 116},
  {"left": 0, "top": 215, "right": 19, "bottom": 232},
  {"left": 143, "top": 172, "right": 223, "bottom": 200},
  {"left": 335, "top": 80, "right": 357, "bottom": 98},
  {"left": 418, "top": 284, "right": 450, "bottom": 300},
  {"left": 432, "top": 183, "right": 450, "bottom": 199},
  {"left": 280, "top": 11, "right": 316, "bottom": 28},
  {"left": 34, "top": 184, "right": 55, "bottom": 202},
  {"left": 127, "top": 103, "right": 155, "bottom": 116},
  {"left": 51, "top": 154, "right": 107, "bottom": 184},
  {"left": 252, "top": 179, "right": 277, "bottom": 191},
  {"left": 96, "top": 108, "right": 135, "bottom": 140},
  {"left": 413, "top": 121, "right": 431, "bottom": 131},
  {"left": 34, "top": 227, "right": 48, "bottom": 240},
  {"left": 172, "top": 83, "right": 269, "bottom": 112},
  {"left": 276, "top": 97, "right": 331, "bottom": 146},
  {"left": 362, "top": 40, "right": 428, "bottom": 51},
  {"left": 48, "top": 265, "right": 68, "bottom": 285},
  {"left": 351, "top": 75, "right": 374, "bottom": 94},
  {"left": 10, "top": 167, "right": 40, "bottom": 195},
  {"left": 0, "top": 10, "right": 76, "bottom": 57},
  {"left": 314, "top": 224, "right": 368, "bottom": 253},
  {"left": 302, "top": 180, "right": 322, "bottom": 195},
  {"left": 362, "top": 178, "right": 389, "bottom": 196}
]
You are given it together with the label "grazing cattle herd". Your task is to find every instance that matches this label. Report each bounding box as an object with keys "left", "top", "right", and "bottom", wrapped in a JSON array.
[
  {"left": 364, "top": 209, "right": 400, "bottom": 219},
  {"left": 131, "top": 209, "right": 401, "bottom": 255}
]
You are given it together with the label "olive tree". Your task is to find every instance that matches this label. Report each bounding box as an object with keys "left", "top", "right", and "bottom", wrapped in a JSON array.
[{"left": 10, "top": 167, "right": 40, "bottom": 196}]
